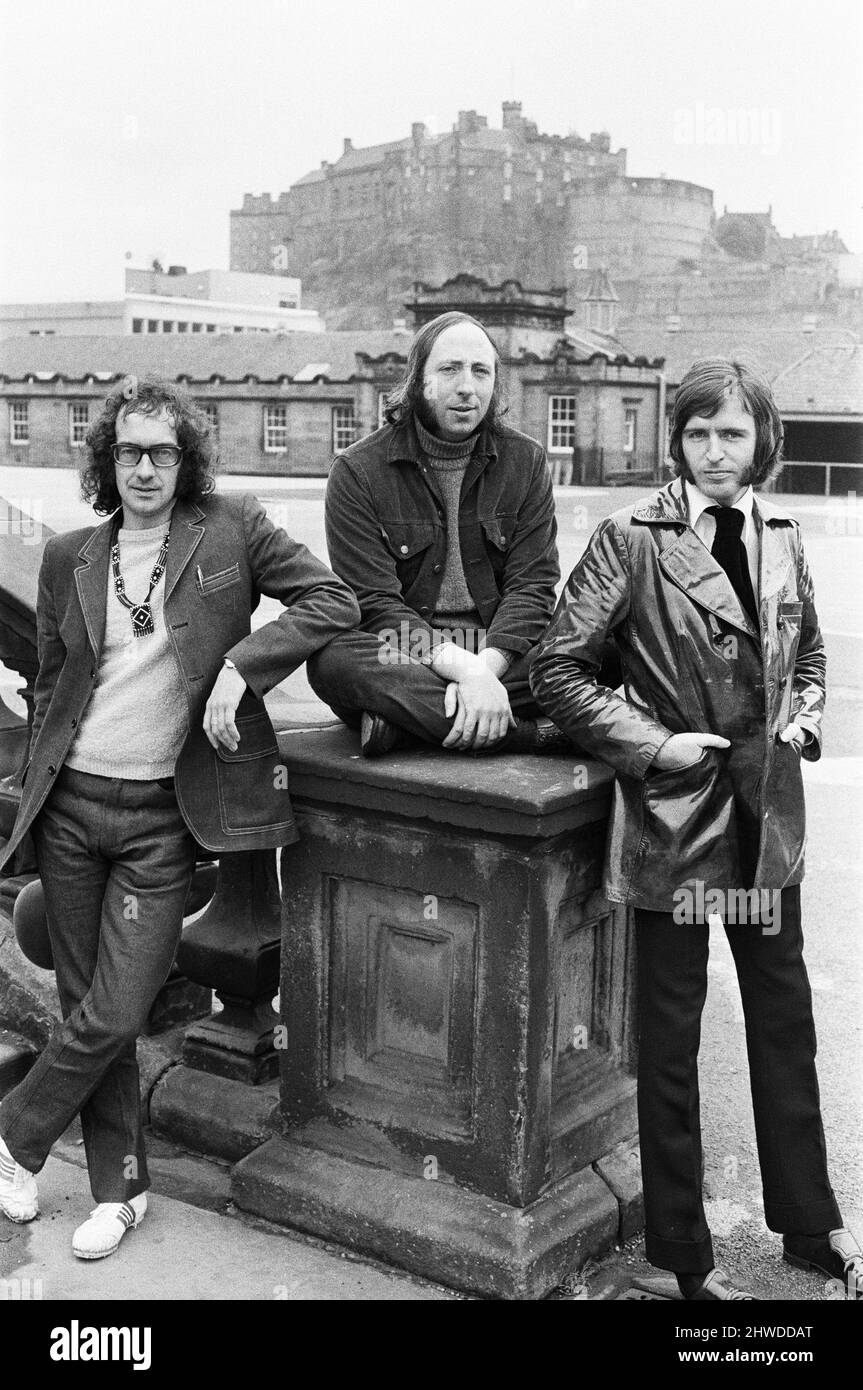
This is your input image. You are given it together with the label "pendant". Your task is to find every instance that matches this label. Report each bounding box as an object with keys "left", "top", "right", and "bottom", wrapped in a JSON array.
[{"left": 130, "top": 604, "right": 154, "bottom": 637}]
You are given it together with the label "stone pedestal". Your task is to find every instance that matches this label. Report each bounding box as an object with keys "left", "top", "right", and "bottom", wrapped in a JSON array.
[{"left": 233, "top": 727, "right": 640, "bottom": 1299}]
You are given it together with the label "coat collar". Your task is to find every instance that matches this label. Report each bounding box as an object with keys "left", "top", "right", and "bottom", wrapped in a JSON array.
[
  {"left": 632, "top": 478, "right": 796, "bottom": 637},
  {"left": 632, "top": 477, "right": 799, "bottom": 526},
  {"left": 74, "top": 498, "right": 206, "bottom": 657},
  {"left": 384, "top": 414, "right": 500, "bottom": 465}
]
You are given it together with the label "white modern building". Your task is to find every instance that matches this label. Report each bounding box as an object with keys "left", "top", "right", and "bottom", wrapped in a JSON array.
[{"left": 0, "top": 267, "right": 323, "bottom": 339}]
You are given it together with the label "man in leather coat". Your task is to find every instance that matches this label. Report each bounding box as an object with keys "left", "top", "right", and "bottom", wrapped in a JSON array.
[{"left": 531, "top": 358, "right": 860, "bottom": 1301}]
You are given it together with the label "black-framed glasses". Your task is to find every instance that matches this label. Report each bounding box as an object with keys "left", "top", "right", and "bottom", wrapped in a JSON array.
[{"left": 112, "top": 443, "right": 183, "bottom": 469}]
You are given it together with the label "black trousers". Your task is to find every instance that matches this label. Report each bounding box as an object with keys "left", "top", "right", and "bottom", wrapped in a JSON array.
[
  {"left": 635, "top": 885, "right": 841, "bottom": 1274},
  {"left": 307, "top": 629, "right": 542, "bottom": 744}
]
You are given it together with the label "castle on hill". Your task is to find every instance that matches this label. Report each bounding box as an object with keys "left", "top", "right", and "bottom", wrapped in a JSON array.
[{"left": 229, "top": 101, "right": 860, "bottom": 333}]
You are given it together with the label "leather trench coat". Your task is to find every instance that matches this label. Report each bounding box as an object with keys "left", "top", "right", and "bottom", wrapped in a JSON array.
[{"left": 530, "top": 479, "right": 825, "bottom": 910}]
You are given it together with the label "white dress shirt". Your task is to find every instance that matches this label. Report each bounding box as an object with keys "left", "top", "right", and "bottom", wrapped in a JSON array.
[{"left": 683, "top": 478, "right": 760, "bottom": 602}]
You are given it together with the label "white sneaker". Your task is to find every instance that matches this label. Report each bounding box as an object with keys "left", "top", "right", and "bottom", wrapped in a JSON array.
[
  {"left": 0, "top": 1130, "right": 38, "bottom": 1223},
  {"left": 72, "top": 1192, "right": 147, "bottom": 1260}
]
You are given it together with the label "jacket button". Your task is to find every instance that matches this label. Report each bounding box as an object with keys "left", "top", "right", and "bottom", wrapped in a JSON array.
[
  {"left": 433, "top": 564, "right": 442, "bottom": 573},
  {"left": 71, "top": 717, "right": 77, "bottom": 727},
  {"left": 400, "top": 545, "right": 409, "bottom": 554},
  {"left": 419, "top": 606, "right": 430, "bottom": 615},
  {"left": 48, "top": 764, "right": 56, "bottom": 775},
  {"left": 90, "top": 668, "right": 96, "bottom": 678}
]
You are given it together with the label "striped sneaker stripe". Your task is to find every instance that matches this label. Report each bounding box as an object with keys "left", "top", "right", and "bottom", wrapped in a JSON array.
[
  {"left": 0, "top": 1153, "right": 17, "bottom": 1181},
  {"left": 117, "top": 1202, "right": 136, "bottom": 1229}
]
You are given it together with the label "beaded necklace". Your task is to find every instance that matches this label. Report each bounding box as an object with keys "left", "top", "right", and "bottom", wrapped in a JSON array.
[{"left": 111, "top": 529, "right": 170, "bottom": 637}]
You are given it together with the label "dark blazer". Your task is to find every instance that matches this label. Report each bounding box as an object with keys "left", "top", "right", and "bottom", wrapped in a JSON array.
[
  {"left": 325, "top": 416, "right": 560, "bottom": 657},
  {"left": 0, "top": 491, "right": 360, "bottom": 867}
]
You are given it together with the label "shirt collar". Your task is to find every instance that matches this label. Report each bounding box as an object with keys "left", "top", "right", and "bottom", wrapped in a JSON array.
[{"left": 684, "top": 478, "right": 755, "bottom": 527}]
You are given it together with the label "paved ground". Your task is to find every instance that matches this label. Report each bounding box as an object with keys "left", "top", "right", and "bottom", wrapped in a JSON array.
[
  {"left": 1, "top": 466, "right": 860, "bottom": 1302},
  {"left": 0, "top": 1153, "right": 461, "bottom": 1301}
]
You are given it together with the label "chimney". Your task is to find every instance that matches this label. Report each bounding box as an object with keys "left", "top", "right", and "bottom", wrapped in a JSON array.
[
  {"left": 502, "top": 100, "right": 522, "bottom": 131},
  {"left": 343, "top": 137, "right": 353, "bottom": 155}
]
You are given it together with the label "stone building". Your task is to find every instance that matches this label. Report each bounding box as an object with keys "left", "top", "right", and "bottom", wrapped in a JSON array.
[
  {"left": 230, "top": 102, "right": 714, "bottom": 327},
  {"left": 0, "top": 276, "right": 665, "bottom": 482}
]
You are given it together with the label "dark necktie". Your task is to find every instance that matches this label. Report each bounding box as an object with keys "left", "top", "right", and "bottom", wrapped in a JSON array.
[{"left": 705, "top": 505, "right": 758, "bottom": 627}]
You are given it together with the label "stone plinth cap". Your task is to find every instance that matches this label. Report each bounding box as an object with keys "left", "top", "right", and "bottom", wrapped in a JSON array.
[{"left": 276, "top": 726, "right": 613, "bottom": 838}]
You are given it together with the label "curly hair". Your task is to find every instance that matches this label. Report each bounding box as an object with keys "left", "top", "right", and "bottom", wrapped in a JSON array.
[
  {"left": 81, "top": 375, "right": 216, "bottom": 515},
  {"left": 669, "top": 357, "right": 784, "bottom": 487},
  {"left": 383, "top": 311, "right": 508, "bottom": 432}
]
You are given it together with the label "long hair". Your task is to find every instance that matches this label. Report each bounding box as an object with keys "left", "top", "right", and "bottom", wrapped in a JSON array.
[
  {"left": 668, "top": 357, "right": 784, "bottom": 486},
  {"left": 81, "top": 375, "right": 216, "bottom": 515},
  {"left": 383, "top": 311, "right": 508, "bottom": 431}
]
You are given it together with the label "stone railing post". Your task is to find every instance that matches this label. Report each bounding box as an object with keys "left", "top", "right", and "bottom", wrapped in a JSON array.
[
  {"left": 176, "top": 849, "right": 281, "bottom": 1083},
  {"left": 232, "top": 726, "right": 640, "bottom": 1299}
]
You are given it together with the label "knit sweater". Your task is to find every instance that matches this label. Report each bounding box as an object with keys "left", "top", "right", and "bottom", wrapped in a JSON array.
[
  {"left": 414, "top": 416, "right": 483, "bottom": 633},
  {"left": 65, "top": 518, "right": 190, "bottom": 779}
]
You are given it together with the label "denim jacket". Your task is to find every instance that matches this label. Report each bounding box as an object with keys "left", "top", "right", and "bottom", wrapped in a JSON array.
[{"left": 325, "top": 415, "right": 560, "bottom": 656}]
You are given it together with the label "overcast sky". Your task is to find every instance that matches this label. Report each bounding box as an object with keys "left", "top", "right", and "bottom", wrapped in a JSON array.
[{"left": 1, "top": 0, "right": 861, "bottom": 303}]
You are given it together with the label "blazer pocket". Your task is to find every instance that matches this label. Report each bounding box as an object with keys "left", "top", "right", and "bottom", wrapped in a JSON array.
[
  {"left": 198, "top": 562, "right": 241, "bottom": 595},
  {"left": 214, "top": 710, "right": 291, "bottom": 834}
]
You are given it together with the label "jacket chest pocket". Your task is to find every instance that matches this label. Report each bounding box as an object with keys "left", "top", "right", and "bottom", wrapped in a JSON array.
[
  {"left": 479, "top": 514, "right": 515, "bottom": 551},
  {"left": 197, "top": 562, "right": 241, "bottom": 597},
  {"left": 380, "top": 520, "right": 438, "bottom": 587},
  {"left": 478, "top": 514, "right": 516, "bottom": 584}
]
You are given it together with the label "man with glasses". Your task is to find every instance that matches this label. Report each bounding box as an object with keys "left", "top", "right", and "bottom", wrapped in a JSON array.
[{"left": 0, "top": 374, "right": 359, "bottom": 1259}]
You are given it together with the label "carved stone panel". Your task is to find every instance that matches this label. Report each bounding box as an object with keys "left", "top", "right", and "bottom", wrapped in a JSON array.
[{"left": 328, "top": 877, "right": 476, "bottom": 1133}]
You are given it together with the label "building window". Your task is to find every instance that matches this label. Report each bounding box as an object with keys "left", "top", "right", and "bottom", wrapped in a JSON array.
[
  {"left": 147, "top": 320, "right": 159, "bottom": 333},
  {"left": 69, "top": 403, "right": 90, "bottom": 446},
  {"left": 377, "top": 391, "right": 389, "bottom": 429},
  {"left": 548, "top": 396, "right": 577, "bottom": 452},
  {"left": 197, "top": 403, "right": 219, "bottom": 435},
  {"left": 132, "top": 318, "right": 144, "bottom": 333},
  {"left": 10, "top": 401, "right": 29, "bottom": 445},
  {"left": 177, "top": 321, "right": 188, "bottom": 333},
  {"left": 332, "top": 405, "right": 356, "bottom": 452},
  {"left": 264, "top": 404, "right": 288, "bottom": 453},
  {"left": 624, "top": 407, "right": 638, "bottom": 456}
]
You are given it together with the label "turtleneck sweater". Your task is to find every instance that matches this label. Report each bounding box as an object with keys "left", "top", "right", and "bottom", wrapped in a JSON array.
[{"left": 414, "top": 415, "right": 483, "bottom": 633}]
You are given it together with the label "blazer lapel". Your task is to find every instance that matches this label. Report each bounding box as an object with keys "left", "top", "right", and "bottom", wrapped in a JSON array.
[
  {"left": 73, "top": 519, "right": 114, "bottom": 659},
  {"left": 165, "top": 500, "right": 206, "bottom": 602}
]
